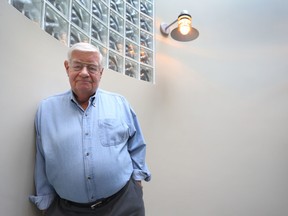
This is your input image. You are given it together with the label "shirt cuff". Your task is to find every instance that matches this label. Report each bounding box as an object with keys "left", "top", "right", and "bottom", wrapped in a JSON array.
[
  {"left": 133, "top": 170, "right": 151, "bottom": 182},
  {"left": 29, "top": 194, "right": 56, "bottom": 210}
]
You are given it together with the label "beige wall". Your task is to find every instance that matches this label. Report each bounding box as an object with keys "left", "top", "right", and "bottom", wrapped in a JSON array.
[{"left": 1, "top": 0, "right": 288, "bottom": 215}]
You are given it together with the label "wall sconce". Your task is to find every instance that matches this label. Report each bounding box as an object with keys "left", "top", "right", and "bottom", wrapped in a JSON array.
[{"left": 160, "top": 10, "right": 199, "bottom": 42}]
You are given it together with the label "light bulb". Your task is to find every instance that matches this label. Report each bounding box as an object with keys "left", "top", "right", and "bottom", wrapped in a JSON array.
[
  {"left": 179, "top": 24, "right": 190, "bottom": 35},
  {"left": 178, "top": 15, "right": 192, "bottom": 35}
]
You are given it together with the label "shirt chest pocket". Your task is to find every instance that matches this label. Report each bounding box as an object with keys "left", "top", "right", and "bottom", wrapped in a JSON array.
[{"left": 98, "top": 119, "right": 129, "bottom": 146}]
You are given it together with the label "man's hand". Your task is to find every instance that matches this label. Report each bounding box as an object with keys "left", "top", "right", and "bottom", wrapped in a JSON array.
[{"left": 136, "top": 180, "right": 142, "bottom": 188}]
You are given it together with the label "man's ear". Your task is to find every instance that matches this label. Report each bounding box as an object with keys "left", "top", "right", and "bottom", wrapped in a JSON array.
[
  {"left": 64, "top": 60, "right": 69, "bottom": 76},
  {"left": 99, "top": 68, "right": 104, "bottom": 77}
]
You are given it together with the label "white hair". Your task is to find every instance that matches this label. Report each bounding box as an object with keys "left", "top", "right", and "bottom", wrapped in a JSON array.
[{"left": 68, "top": 42, "right": 103, "bottom": 66}]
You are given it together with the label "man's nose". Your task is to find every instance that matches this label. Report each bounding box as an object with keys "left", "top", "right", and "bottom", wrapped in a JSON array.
[{"left": 79, "top": 66, "right": 90, "bottom": 76}]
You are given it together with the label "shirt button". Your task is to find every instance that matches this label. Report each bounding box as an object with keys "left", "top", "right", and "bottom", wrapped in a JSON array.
[
  {"left": 87, "top": 176, "right": 91, "bottom": 180},
  {"left": 85, "top": 133, "right": 89, "bottom": 136},
  {"left": 86, "top": 152, "right": 90, "bottom": 156}
]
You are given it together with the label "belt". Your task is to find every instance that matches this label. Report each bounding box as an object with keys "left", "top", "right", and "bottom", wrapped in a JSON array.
[
  {"left": 64, "top": 196, "right": 114, "bottom": 209},
  {"left": 63, "top": 179, "right": 130, "bottom": 209}
]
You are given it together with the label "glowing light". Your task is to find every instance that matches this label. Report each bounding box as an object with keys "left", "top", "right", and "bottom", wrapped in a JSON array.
[{"left": 178, "top": 15, "right": 191, "bottom": 35}]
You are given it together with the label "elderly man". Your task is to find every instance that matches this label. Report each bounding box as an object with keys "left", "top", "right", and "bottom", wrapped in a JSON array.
[{"left": 29, "top": 42, "right": 151, "bottom": 216}]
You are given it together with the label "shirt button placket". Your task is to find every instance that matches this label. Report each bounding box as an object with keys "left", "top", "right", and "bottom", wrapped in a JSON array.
[{"left": 83, "top": 109, "right": 94, "bottom": 201}]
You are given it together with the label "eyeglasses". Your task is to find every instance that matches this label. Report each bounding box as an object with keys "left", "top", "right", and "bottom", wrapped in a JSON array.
[{"left": 69, "top": 61, "right": 102, "bottom": 74}]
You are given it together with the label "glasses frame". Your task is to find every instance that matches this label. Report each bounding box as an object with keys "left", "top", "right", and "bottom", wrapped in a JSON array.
[{"left": 69, "top": 60, "right": 103, "bottom": 74}]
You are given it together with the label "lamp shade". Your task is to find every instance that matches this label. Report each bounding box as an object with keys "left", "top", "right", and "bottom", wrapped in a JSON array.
[{"left": 171, "top": 26, "right": 199, "bottom": 42}]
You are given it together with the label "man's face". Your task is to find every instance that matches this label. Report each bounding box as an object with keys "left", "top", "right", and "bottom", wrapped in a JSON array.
[{"left": 64, "top": 50, "right": 103, "bottom": 98}]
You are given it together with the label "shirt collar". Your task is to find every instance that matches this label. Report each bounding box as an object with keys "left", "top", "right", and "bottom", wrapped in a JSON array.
[{"left": 69, "top": 90, "right": 97, "bottom": 106}]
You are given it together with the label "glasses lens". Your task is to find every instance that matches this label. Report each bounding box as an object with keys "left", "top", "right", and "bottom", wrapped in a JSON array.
[
  {"left": 71, "top": 61, "right": 100, "bottom": 73},
  {"left": 71, "top": 62, "right": 83, "bottom": 71}
]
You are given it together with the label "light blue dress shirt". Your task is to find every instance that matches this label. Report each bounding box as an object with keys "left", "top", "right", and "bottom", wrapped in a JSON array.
[{"left": 29, "top": 89, "right": 151, "bottom": 210}]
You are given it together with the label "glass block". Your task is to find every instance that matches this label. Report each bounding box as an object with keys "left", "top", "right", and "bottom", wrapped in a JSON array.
[
  {"left": 126, "top": 40, "right": 139, "bottom": 61},
  {"left": 76, "top": 0, "right": 90, "bottom": 10},
  {"left": 140, "top": 65, "right": 153, "bottom": 82},
  {"left": 109, "top": 51, "right": 123, "bottom": 73},
  {"left": 47, "top": 0, "right": 69, "bottom": 18},
  {"left": 91, "top": 40, "right": 108, "bottom": 67},
  {"left": 125, "top": 59, "right": 138, "bottom": 78},
  {"left": 92, "top": 18, "right": 108, "bottom": 45},
  {"left": 8, "top": 0, "right": 155, "bottom": 82},
  {"left": 140, "top": 47, "right": 153, "bottom": 66},
  {"left": 126, "top": 23, "right": 139, "bottom": 43},
  {"left": 110, "top": 11, "right": 124, "bottom": 34},
  {"left": 140, "top": 14, "right": 153, "bottom": 33},
  {"left": 140, "top": 31, "right": 153, "bottom": 49},
  {"left": 11, "top": 0, "right": 43, "bottom": 25},
  {"left": 45, "top": 5, "right": 68, "bottom": 45},
  {"left": 126, "top": 4, "right": 138, "bottom": 25},
  {"left": 70, "top": 25, "right": 89, "bottom": 45},
  {"left": 126, "top": 0, "right": 138, "bottom": 9},
  {"left": 92, "top": 0, "right": 108, "bottom": 24},
  {"left": 140, "top": 0, "right": 153, "bottom": 18},
  {"left": 71, "top": 1, "right": 90, "bottom": 34},
  {"left": 110, "top": 0, "right": 124, "bottom": 16},
  {"left": 109, "top": 31, "right": 124, "bottom": 54}
]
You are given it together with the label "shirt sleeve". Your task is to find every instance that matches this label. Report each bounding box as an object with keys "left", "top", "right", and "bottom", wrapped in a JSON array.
[
  {"left": 29, "top": 107, "right": 56, "bottom": 210},
  {"left": 127, "top": 107, "right": 151, "bottom": 182}
]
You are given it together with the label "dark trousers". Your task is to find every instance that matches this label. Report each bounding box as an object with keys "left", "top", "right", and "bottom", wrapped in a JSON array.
[{"left": 45, "top": 179, "right": 145, "bottom": 216}]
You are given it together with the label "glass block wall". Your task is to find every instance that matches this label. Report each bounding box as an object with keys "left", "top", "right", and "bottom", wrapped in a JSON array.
[{"left": 7, "top": 0, "right": 155, "bottom": 83}]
